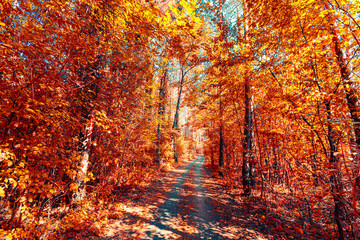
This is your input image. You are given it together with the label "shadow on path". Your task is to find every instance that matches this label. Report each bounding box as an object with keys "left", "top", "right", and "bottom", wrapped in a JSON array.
[
  {"left": 191, "top": 155, "right": 228, "bottom": 239},
  {"left": 143, "top": 157, "right": 200, "bottom": 239}
]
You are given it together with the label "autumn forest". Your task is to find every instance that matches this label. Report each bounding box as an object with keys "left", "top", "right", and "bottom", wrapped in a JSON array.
[{"left": 0, "top": 0, "right": 359, "bottom": 239}]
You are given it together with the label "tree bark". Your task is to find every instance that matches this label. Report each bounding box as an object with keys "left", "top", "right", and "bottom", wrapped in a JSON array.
[
  {"left": 72, "top": 62, "right": 99, "bottom": 203},
  {"left": 157, "top": 69, "right": 167, "bottom": 167},
  {"left": 331, "top": 29, "right": 360, "bottom": 154},
  {"left": 326, "top": 101, "right": 344, "bottom": 240},
  {"left": 327, "top": 4, "right": 360, "bottom": 210},
  {"left": 71, "top": 2, "right": 100, "bottom": 204},
  {"left": 242, "top": 73, "right": 253, "bottom": 197},
  {"left": 329, "top": 23, "right": 359, "bottom": 240},
  {"left": 219, "top": 89, "right": 224, "bottom": 169},
  {"left": 73, "top": 112, "right": 94, "bottom": 203},
  {"left": 172, "top": 67, "right": 185, "bottom": 163}
]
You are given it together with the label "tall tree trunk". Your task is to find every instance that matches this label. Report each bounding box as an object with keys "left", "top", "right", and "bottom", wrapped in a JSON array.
[
  {"left": 73, "top": 112, "right": 94, "bottom": 203},
  {"left": 242, "top": 72, "right": 253, "bottom": 197},
  {"left": 327, "top": 3, "right": 360, "bottom": 204},
  {"left": 72, "top": 62, "right": 99, "bottom": 204},
  {"left": 219, "top": 90, "right": 224, "bottom": 169},
  {"left": 326, "top": 101, "right": 344, "bottom": 240},
  {"left": 72, "top": 2, "right": 100, "bottom": 204},
  {"left": 331, "top": 29, "right": 360, "bottom": 153},
  {"left": 207, "top": 125, "right": 215, "bottom": 165},
  {"left": 329, "top": 24, "right": 360, "bottom": 240},
  {"left": 172, "top": 68, "right": 185, "bottom": 163},
  {"left": 157, "top": 69, "right": 167, "bottom": 167}
]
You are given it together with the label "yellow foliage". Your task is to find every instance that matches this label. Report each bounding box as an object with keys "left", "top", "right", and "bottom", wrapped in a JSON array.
[
  {"left": 0, "top": 187, "right": 5, "bottom": 197},
  {"left": 70, "top": 183, "right": 78, "bottom": 192},
  {"left": 51, "top": 201, "right": 110, "bottom": 239}
]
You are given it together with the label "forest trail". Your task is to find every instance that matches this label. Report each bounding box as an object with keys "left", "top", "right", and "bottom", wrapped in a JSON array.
[
  {"left": 101, "top": 155, "right": 276, "bottom": 239},
  {"left": 2, "top": 1, "right": 359, "bottom": 239},
  {"left": 143, "top": 155, "right": 227, "bottom": 239},
  {"left": 100, "top": 155, "right": 324, "bottom": 240}
]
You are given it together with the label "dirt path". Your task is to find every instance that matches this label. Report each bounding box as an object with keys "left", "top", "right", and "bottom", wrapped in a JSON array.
[
  {"left": 100, "top": 155, "right": 277, "bottom": 239},
  {"left": 191, "top": 155, "right": 225, "bottom": 239},
  {"left": 142, "top": 155, "right": 236, "bottom": 239},
  {"left": 142, "top": 156, "right": 200, "bottom": 239}
]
